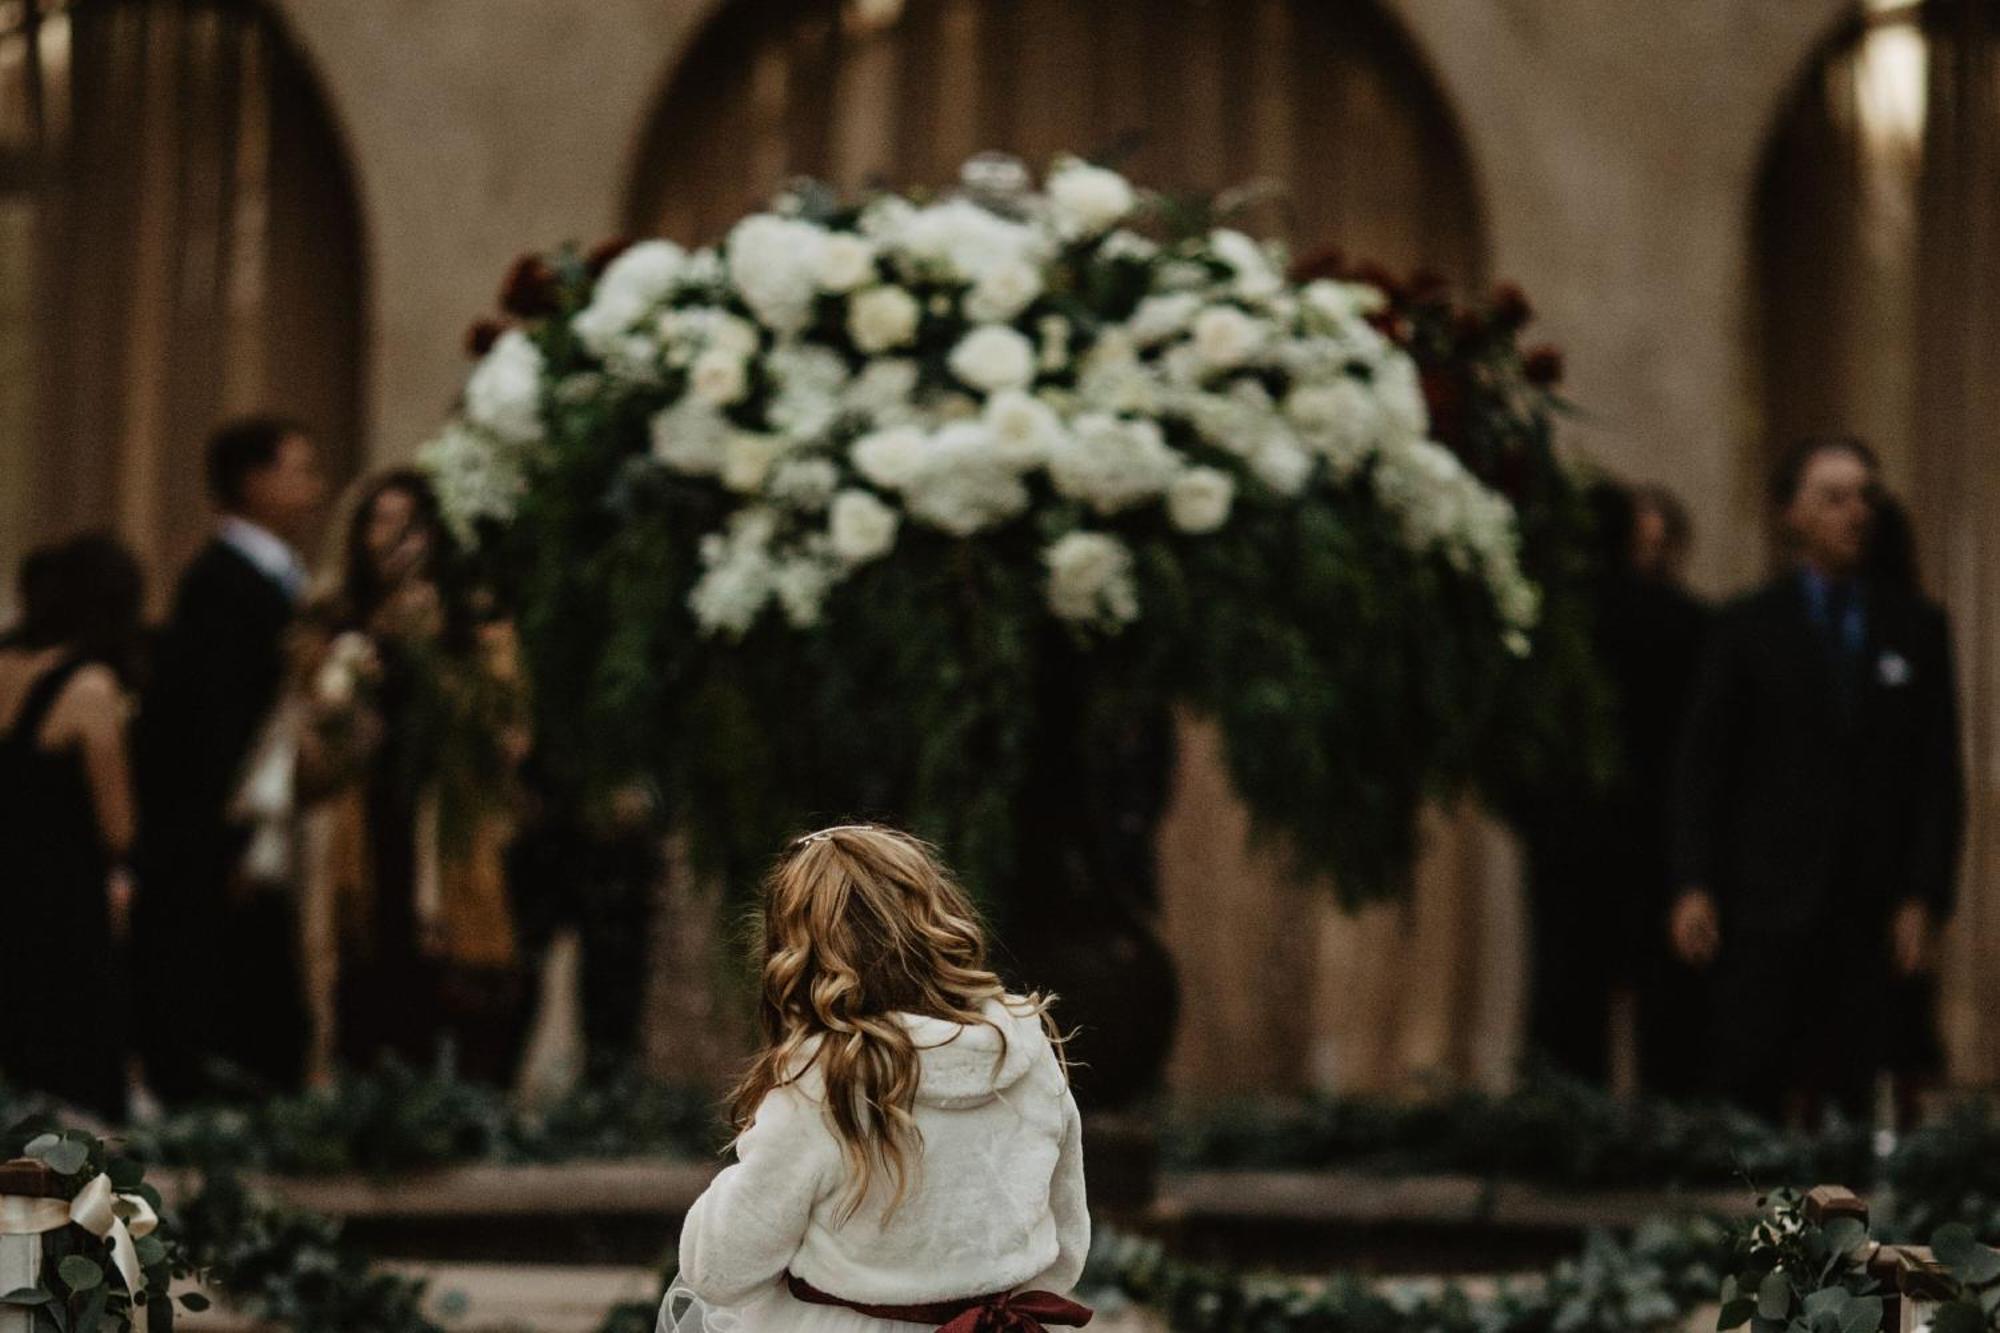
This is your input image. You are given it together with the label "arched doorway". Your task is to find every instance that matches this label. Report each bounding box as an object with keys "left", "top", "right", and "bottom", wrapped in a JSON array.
[
  {"left": 0, "top": 0, "right": 367, "bottom": 602},
  {"left": 1753, "top": 0, "right": 2000, "bottom": 1082},
  {"left": 627, "top": 0, "right": 1500, "bottom": 1096}
]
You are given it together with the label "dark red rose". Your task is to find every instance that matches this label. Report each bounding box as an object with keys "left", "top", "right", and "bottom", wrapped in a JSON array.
[
  {"left": 465, "top": 318, "right": 505, "bottom": 358},
  {"left": 585, "top": 236, "right": 635, "bottom": 278},
  {"left": 1523, "top": 344, "right": 1565, "bottom": 386},
  {"left": 1420, "top": 366, "right": 1469, "bottom": 451},
  {"left": 1451, "top": 308, "right": 1487, "bottom": 350},
  {"left": 1351, "top": 262, "right": 1402, "bottom": 301},
  {"left": 500, "top": 254, "right": 561, "bottom": 319},
  {"left": 1489, "top": 282, "right": 1532, "bottom": 332},
  {"left": 1407, "top": 268, "right": 1451, "bottom": 305}
]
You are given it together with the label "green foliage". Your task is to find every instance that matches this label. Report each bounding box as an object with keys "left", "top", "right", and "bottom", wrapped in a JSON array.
[
  {"left": 1160, "top": 1073, "right": 1875, "bottom": 1189},
  {"left": 1717, "top": 1192, "right": 1884, "bottom": 1333},
  {"left": 1880, "top": 1103, "right": 2000, "bottom": 1244}
]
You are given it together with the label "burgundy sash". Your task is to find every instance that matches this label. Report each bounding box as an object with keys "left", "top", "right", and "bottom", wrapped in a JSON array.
[{"left": 785, "top": 1273, "right": 1094, "bottom": 1333}]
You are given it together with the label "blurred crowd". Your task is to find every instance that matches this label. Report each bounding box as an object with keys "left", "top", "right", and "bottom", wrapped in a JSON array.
[
  {"left": 0, "top": 418, "right": 609, "bottom": 1121},
  {"left": 1524, "top": 438, "right": 1962, "bottom": 1126},
  {"left": 0, "top": 422, "right": 1966, "bottom": 1128}
]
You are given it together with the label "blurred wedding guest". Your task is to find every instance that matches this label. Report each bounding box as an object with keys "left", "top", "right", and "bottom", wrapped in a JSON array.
[
  {"left": 1629, "top": 485, "right": 1694, "bottom": 587},
  {"left": 133, "top": 417, "right": 325, "bottom": 1101},
  {"left": 1671, "top": 439, "right": 1962, "bottom": 1122},
  {"left": 1521, "top": 482, "right": 1705, "bottom": 1088},
  {"left": 1862, "top": 493, "right": 1947, "bottom": 1119},
  {"left": 293, "top": 470, "right": 530, "bottom": 1084},
  {"left": 0, "top": 535, "right": 144, "bottom": 1116}
]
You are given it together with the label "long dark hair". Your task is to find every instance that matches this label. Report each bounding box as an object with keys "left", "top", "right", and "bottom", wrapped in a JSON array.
[
  {"left": 337, "top": 470, "right": 471, "bottom": 645},
  {"left": 7, "top": 534, "right": 144, "bottom": 681}
]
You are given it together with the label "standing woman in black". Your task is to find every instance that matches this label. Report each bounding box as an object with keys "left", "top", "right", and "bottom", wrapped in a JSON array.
[{"left": 0, "top": 535, "right": 144, "bottom": 1117}]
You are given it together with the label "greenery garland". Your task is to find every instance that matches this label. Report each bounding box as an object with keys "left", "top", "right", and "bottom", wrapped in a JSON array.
[{"left": 425, "top": 157, "right": 1612, "bottom": 913}]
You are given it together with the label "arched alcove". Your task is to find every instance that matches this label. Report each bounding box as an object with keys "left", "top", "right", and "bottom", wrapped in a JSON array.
[
  {"left": 1753, "top": 0, "right": 2000, "bottom": 1082},
  {"left": 627, "top": 0, "right": 1484, "bottom": 284},
  {"left": 623, "top": 0, "right": 1500, "bottom": 1096},
  {"left": 0, "top": 0, "right": 367, "bottom": 595}
]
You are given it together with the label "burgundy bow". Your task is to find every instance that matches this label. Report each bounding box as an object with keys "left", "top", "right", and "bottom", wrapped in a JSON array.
[{"left": 787, "top": 1273, "right": 1094, "bottom": 1333}]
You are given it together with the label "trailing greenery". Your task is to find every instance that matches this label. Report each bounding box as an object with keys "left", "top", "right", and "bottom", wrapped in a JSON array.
[
  {"left": 1160, "top": 1073, "right": 1875, "bottom": 1190},
  {"left": 130, "top": 1060, "right": 723, "bottom": 1177},
  {"left": 433, "top": 165, "right": 1613, "bottom": 917}
]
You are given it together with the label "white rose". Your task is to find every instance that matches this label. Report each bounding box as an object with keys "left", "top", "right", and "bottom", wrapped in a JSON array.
[
  {"left": 464, "top": 330, "right": 545, "bottom": 445},
  {"left": 1250, "top": 436, "right": 1314, "bottom": 496},
  {"left": 901, "top": 423, "right": 1031, "bottom": 536},
  {"left": 726, "top": 214, "right": 825, "bottom": 334},
  {"left": 418, "top": 420, "right": 524, "bottom": 545},
  {"left": 1044, "top": 530, "right": 1140, "bottom": 627},
  {"left": 1191, "top": 305, "right": 1267, "bottom": 370},
  {"left": 1167, "top": 467, "right": 1236, "bottom": 534},
  {"left": 1126, "top": 293, "right": 1203, "bottom": 348},
  {"left": 1047, "top": 158, "right": 1137, "bottom": 238},
  {"left": 721, "top": 432, "right": 785, "bottom": 493},
  {"left": 688, "top": 348, "right": 750, "bottom": 407},
  {"left": 845, "top": 358, "right": 921, "bottom": 424},
  {"left": 1286, "top": 377, "right": 1383, "bottom": 474},
  {"left": 848, "top": 285, "right": 921, "bottom": 353},
  {"left": 573, "top": 241, "right": 686, "bottom": 353},
  {"left": 948, "top": 324, "right": 1037, "bottom": 394},
  {"left": 982, "top": 390, "right": 1064, "bottom": 471},
  {"left": 965, "top": 259, "right": 1043, "bottom": 322},
  {"left": 816, "top": 233, "right": 879, "bottom": 293},
  {"left": 828, "top": 489, "right": 901, "bottom": 565},
  {"left": 851, "top": 424, "right": 928, "bottom": 489}
]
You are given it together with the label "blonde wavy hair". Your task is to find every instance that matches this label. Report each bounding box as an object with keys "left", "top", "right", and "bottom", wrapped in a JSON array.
[{"left": 729, "top": 823, "right": 1064, "bottom": 1219}]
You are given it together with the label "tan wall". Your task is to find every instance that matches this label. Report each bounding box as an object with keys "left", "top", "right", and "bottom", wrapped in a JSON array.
[{"left": 264, "top": 0, "right": 1872, "bottom": 1091}]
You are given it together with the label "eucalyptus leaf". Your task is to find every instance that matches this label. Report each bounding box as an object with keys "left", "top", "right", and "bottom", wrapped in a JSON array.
[
  {"left": 56, "top": 1256, "right": 102, "bottom": 1293},
  {"left": 1803, "top": 1289, "right": 1850, "bottom": 1320},
  {"left": 0, "top": 1287, "right": 52, "bottom": 1307},
  {"left": 1758, "top": 1271, "right": 1793, "bottom": 1322},
  {"left": 38, "top": 1139, "right": 88, "bottom": 1175},
  {"left": 1823, "top": 1218, "right": 1868, "bottom": 1258},
  {"left": 1837, "top": 1294, "right": 1882, "bottom": 1333},
  {"left": 1930, "top": 1301, "right": 1987, "bottom": 1333}
]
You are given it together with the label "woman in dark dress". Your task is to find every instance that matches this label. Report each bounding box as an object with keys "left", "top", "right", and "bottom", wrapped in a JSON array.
[{"left": 0, "top": 535, "right": 143, "bottom": 1117}]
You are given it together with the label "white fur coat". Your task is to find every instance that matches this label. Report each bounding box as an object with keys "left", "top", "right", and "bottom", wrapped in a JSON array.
[{"left": 678, "top": 996, "right": 1089, "bottom": 1311}]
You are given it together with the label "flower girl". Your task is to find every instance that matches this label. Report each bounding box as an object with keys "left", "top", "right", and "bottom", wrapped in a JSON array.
[{"left": 665, "top": 824, "right": 1091, "bottom": 1333}]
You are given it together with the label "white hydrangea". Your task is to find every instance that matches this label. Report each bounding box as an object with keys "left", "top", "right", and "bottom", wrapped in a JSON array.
[
  {"left": 772, "top": 553, "right": 838, "bottom": 629},
  {"left": 815, "top": 233, "right": 879, "bottom": 294},
  {"left": 1047, "top": 157, "right": 1137, "bottom": 238},
  {"left": 899, "top": 422, "right": 1031, "bottom": 536},
  {"left": 1047, "top": 413, "right": 1183, "bottom": 515},
  {"left": 573, "top": 241, "right": 686, "bottom": 354},
  {"left": 1044, "top": 530, "right": 1139, "bottom": 628},
  {"left": 464, "top": 330, "right": 545, "bottom": 445},
  {"left": 726, "top": 214, "right": 827, "bottom": 335},
  {"left": 828, "top": 488, "right": 900, "bottom": 565},
  {"left": 948, "top": 324, "right": 1037, "bottom": 394},
  {"left": 1167, "top": 467, "right": 1236, "bottom": 534},
  {"left": 1300, "top": 278, "right": 1388, "bottom": 330},
  {"left": 884, "top": 198, "right": 1047, "bottom": 285},
  {"left": 688, "top": 508, "right": 780, "bottom": 638},
  {"left": 765, "top": 343, "right": 849, "bottom": 440},
  {"left": 649, "top": 398, "right": 730, "bottom": 476},
  {"left": 1250, "top": 435, "right": 1314, "bottom": 496},
  {"left": 417, "top": 420, "right": 525, "bottom": 546},
  {"left": 848, "top": 285, "right": 921, "bottom": 354},
  {"left": 658, "top": 306, "right": 759, "bottom": 364},
  {"left": 1076, "top": 332, "right": 1160, "bottom": 416},
  {"left": 1286, "top": 377, "right": 1384, "bottom": 476},
  {"left": 1373, "top": 353, "right": 1431, "bottom": 440},
  {"left": 1099, "top": 229, "right": 1160, "bottom": 264}
]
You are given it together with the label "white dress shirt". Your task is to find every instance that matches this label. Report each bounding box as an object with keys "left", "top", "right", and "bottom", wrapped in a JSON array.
[{"left": 219, "top": 515, "right": 308, "bottom": 602}]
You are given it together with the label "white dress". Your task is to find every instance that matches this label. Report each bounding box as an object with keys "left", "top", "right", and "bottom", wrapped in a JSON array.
[{"left": 667, "top": 997, "right": 1090, "bottom": 1333}]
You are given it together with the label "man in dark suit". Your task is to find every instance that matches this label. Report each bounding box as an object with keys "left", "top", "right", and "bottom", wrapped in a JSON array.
[
  {"left": 1670, "top": 437, "right": 1962, "bottom": 1120},
  {"left": 133, "top": 417, "right": 325, "bottom": 1101}
]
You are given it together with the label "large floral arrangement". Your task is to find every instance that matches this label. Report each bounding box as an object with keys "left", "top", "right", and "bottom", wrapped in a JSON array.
[{"left": 424, "top": 154, "right": 1599, "bottom": 908}]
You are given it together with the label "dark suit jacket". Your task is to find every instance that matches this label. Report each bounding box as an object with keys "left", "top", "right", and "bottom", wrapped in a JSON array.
[
  {"left": 133, "top": 539, "right": 295, "bottom": 908},
  {"left": 1670, "top": 575, "right": 1962, "bottom": 934}
]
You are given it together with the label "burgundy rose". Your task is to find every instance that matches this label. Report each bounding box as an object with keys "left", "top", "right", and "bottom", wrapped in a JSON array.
[
  {"left": 1420, "top": 366, "right": 1469, "bottom": 452},
  {"left": 500, "top": 254, "right": 561, "bottom": 319},
  {"left": 1523, "top": 344, "right": 1565, "bottom": 386},
  {"left": 1489, "top": 282, "right": 1532, "bottom": 332}
]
